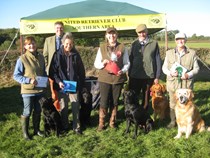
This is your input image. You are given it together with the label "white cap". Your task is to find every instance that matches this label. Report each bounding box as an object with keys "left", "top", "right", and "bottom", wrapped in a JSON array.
[{"left": 175, "top": 32, "right": 187, "bottom": 40}]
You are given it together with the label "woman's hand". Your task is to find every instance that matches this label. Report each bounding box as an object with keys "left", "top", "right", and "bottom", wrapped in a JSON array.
[
  {"left": 117, "top": 70, "right": 123, "bottom": 76},
  {"left": 102, "top": 59, "right": 109, "bottom": 66},
  {"left": 59, "top": 82, "right": 64, "bottom": 89},
  {"left": 30, "top": 78, "right": 37, "bottom": 85}
]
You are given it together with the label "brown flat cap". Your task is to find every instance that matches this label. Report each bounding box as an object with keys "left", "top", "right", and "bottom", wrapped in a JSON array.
[
  {"left": 136, "top": 24, "right": 147, "bottom": 33},
  {"left": 106, "top": 27, "right": 117, "bottom": 33}
]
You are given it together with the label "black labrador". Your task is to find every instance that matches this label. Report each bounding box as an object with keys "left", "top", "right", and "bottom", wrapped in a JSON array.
[
  {"left": 79, "top": 88, "right": 93, "bottom": 127},
  {"left": 39, "top": 97, "right": 62, "bottom": 137},
  {"left": 123, "top": 90, "right": 154, "bottom": 139}
]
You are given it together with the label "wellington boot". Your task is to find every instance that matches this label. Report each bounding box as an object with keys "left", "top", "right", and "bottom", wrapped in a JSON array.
[
  {"left": 167, "top": 109, "right": 176, "bottom": 129},
  {"left": 97, "top": 107, "right": 107, "bottom": 132},
  {"left": 109, "top": 106, "right": 118, "bottom": 128},
  {"left": 33, "top": 113, "right": 44, "bottom": 137},
  {"left": 21, "top": 115, "right": 31, "bottom": 140}
]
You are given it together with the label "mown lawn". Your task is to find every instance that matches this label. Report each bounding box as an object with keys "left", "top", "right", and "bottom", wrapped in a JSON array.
[
  {"left": 158, "top": 41, "right": 210, "bottom": 49},
  {"left": 0, "top": 73, "right": 210, "bottom": 158}
]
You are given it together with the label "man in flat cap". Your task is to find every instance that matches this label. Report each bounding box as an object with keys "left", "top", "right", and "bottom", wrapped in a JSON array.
[
  {"left": 162, "top": 32, "right": 199, "bottom": 128},
  {"left": 128, "top": 24, "right": 161, "bottom": 111}
]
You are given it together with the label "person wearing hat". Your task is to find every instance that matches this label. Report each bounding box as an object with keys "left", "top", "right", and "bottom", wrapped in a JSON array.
[
  {"left": 94, "top": 27, "right": 130, "bottom": 131},
  {"left": 162, "top": 32, "right": 200, "bottom": 128},
  {"left": 128, "top": 24, "right": 162, "bottom": 111}
]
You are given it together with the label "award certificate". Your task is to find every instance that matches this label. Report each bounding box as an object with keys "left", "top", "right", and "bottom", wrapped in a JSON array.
[
  {"left": 63, "top": 80, "right": 77, "bottom": 92},
  {"left": 35, "top": 76, "right": 48, "bottom": 88}
]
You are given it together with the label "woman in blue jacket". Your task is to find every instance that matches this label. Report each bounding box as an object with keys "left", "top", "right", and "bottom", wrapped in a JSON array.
[
  {"left": 13, "top": 36, "right": 46, "bottom": 140},
  {"left": 49, "top": 32, "right": 85, "bottom": 134}
]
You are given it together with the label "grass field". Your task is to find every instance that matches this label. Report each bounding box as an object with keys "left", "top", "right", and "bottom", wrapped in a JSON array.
[
  {"left": 0, "top": 43, "right": 209, "bottom": 157},
  {"left": 158, "top": 41, "right": 210, "bottom": 49},
  {"left": 0, "top": 74, "right": 210, "bottom": 158}
]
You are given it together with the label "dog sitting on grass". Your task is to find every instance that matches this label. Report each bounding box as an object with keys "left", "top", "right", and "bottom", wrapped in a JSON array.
[
  {"left": 79, "top": 88, "right": 93, "bottom": 127},
  {"left": 39, "top": 97, "right": 62, "bottom": 137},
  {"left": 150, "top": 83, "right": 169, "bottom": 121},
  {"left": 174, "top": 89, "right": 210, "bottom": 139},
  {"left": 123, "top": 89, "right": 154, "bottom": 139}
]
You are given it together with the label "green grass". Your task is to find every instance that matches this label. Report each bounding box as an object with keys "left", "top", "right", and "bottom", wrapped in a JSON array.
[
  {"left": 0, "top": 77, "right": 210, "bottom": 158},
  {"left": 158, "top": 41, "right": 210, "bottom": 49}
]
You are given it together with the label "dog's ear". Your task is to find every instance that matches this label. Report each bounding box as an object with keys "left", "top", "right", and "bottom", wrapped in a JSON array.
[
  {"left": 175, "top": 89, "right": 179, "bottom": 100},
  {"left": 39, "top": 96, "right": 47, "bottom": 105},
  {"left": 150, "top": 84, "right": 155, "bottom": 92},
  {"left": 161, "top": 84, "right": 166, "bottom": 93},
  {"left": 187, "top": 89, "right": 194, "bottom": 100},
  {"left": 82, "top": 87, "right": 88, "bottom": 94}
]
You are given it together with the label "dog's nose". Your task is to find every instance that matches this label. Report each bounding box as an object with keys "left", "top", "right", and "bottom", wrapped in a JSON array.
[{"left": 179, "top": 95, "right": 187, "bottom": 104}]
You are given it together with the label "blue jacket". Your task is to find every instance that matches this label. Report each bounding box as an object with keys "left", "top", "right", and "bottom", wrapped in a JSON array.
[{"left": 49, "top": 46, "right": 85, "bottom": 92}]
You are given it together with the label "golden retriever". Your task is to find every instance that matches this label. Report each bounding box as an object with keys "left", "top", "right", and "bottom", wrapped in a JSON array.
[
  {"left": 174, "top": 88, "right": 206, "bottom": 139},
  {"left": 150, "top": 83, "right": 169, "bottom": 121}
]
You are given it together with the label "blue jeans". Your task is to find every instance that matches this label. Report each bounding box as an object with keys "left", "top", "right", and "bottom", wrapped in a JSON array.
[{"left": 22, "top": 94, "right": 43, "bottom": 117}]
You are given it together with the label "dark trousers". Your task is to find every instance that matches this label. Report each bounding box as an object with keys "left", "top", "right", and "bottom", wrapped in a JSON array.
[
  {"left": 129, "top": 78, "right": 154, "bottom": 109},
  {"left": 99, "top": 82, "right": 123, "bottom": 109}
]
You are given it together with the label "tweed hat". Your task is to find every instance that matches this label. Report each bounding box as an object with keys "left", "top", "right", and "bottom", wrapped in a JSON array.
[
  {"left": 175, "top": 32, "right": 187, "bottom": 40},
  {"left": 106, "top": 27, "right": 117, "bottom": 33},
  {"left": 136, "top": 24, "right": 147, "bottom": 33}
]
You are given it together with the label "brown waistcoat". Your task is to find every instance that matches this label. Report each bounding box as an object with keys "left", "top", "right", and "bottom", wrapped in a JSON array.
[{"left": 98, "top": 42, "right": 127, "bottom": 84}]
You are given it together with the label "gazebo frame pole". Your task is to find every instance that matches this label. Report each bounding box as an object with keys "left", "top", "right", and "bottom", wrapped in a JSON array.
[
  {"left": 165, "top": 27, "right": 168, "bottom": 51},
  {"left": 20, "top": 35, "right": 24, "bottom": 54}
]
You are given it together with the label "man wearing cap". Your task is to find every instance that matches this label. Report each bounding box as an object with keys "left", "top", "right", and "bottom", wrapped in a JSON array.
[
  {"left": 94, "top": 27, "right": 130, "bottom": 131},
  {"left": 128, "top": 24, "right": 162, "bottom": 111},
  {"left": 162, "top": 32, "right": 199, "bottom": 128}
]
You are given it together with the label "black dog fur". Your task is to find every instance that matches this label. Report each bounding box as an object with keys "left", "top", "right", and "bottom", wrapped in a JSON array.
[
  {"left": 79, "top": 88, "right": 93, "bottom": 127},
  {"left": 123, "top": 90, "right": 154, "bottom": 139},
  {"left": 39, "top": 97, "right": 62, "bottom": 137}
]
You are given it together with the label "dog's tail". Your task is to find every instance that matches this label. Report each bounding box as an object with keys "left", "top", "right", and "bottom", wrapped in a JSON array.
[{"left": 207, "top": 126, "right": 210, "bottom": 132}]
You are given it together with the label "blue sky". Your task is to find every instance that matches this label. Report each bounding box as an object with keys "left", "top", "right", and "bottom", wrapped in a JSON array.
[{"left": 1, "top": 0, "right": 210, "bottom": 36}]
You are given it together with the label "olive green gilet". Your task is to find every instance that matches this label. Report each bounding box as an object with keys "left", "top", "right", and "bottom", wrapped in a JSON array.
[
  {"left": 129, "top": 39, "right": 158, "bottom": 79},
  {"left": 98, "top": 42, "right": 127, "bottom": 84},
  {"left": 166, "top": 48, "right": 196, "bottom": 73},
  {"left": 165, "top": 48, "right": 196, "bottom": 89},
  {"left": 20, "top": 51, "right": 45, "bottom": 94}
]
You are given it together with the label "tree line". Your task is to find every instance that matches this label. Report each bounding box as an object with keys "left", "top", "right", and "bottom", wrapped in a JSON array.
[{"left": 0, "top": 28, "right": 210, "bottom": 51}]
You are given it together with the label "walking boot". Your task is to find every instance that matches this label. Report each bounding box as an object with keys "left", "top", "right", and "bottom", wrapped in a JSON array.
[
  {"left": 167, "top": 108, "right": 176, "bottom": 128},
  {"left": 109, "top": 105, "right": 118, "bottom": 128},
  {"left": 32, "top": 113, "right": 44, "bottom": 137},
  {"left": 21, "top": 115, "right": 31, "bottom": 140},
  {"left": 97, "top": 107, "right": 107, "bottom": 131}
]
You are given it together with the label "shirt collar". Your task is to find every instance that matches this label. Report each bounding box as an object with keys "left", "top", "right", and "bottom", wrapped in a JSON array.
[
  {"left": 139, "top": 37, "right": 148, "bottom": 45},
  {"left": 175, "top": 46, "right": 187, "bottom": 57}
]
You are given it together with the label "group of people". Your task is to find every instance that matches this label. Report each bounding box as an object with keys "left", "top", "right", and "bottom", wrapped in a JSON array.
[{"left": 13, "top": 21, "right": 200, "bottom": 140}]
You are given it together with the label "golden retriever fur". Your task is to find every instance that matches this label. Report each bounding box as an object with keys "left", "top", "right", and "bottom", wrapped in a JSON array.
[
  {"left": 174, "top": 88, "right": 206, "bottom": 139},
  {"left": 150, "top": 83, "right": 169, "bottom": 121}
]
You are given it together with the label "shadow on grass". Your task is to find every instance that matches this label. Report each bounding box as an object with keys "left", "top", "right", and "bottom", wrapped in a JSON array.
[
  {"left": 194, "top": 89, "right": 210, "bottom": 125},
  {"left": 0, "top": 85, "right": 22, "bottom": 121}
]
